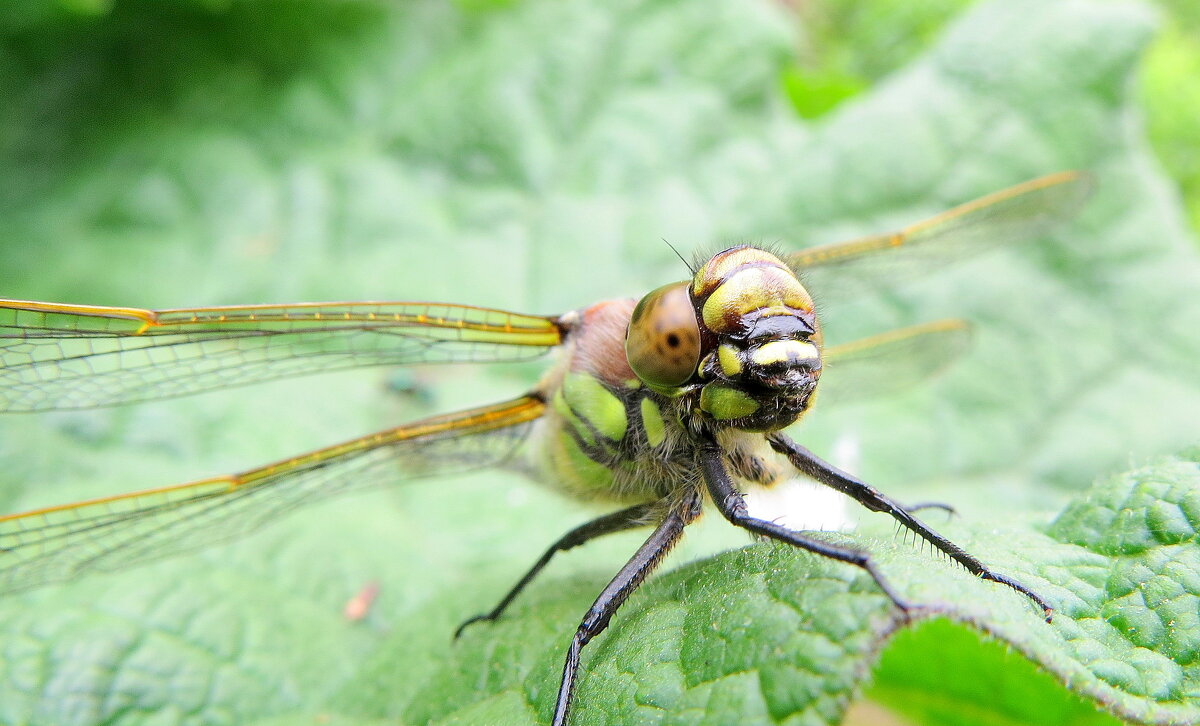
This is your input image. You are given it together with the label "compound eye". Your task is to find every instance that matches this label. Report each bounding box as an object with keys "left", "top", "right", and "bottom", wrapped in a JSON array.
[{"left": 625, "top": 281, "right": 701, "bottom": 388}]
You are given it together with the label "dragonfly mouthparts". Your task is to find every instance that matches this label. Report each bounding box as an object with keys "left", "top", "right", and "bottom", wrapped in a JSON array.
[
  {"left": 750, "top": 364, "right": 819, "bottom": 392},
  {"left": 742, "top": 337, "right": 822, "bottom": 382}
]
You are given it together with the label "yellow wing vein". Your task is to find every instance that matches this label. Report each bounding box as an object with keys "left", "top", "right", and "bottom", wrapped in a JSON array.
[
  {"left": 0, "top": 300, "right": 564, "bottom": 411},
  {"left": 0, "top": 396, "right": 545, "bottom": 593},
  {"left": 784, "top": 171, "right": 1092, "bottom": 303}
]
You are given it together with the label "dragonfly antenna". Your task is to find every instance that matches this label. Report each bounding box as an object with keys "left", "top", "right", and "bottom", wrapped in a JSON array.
[{"left": 661, "top": 238, "right": 694, "bottom": 274}]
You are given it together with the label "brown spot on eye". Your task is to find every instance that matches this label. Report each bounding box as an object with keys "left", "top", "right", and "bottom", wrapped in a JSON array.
[{"left": 626, "top": 281, "right": 702, "bottom": 388}]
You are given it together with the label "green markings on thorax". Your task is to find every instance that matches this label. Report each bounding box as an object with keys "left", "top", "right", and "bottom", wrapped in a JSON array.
[
  {"left": 558, "top": 371, "right": 628, "bottom": 443},
  {"left": 552, "top": 371, "right": 672, "bottom": 463},
  {"left": 640, "top": 397, "right": 666, "bottom": 448},
  {"left": 542, "top": 369, "right": 689, "bottom": 502}
]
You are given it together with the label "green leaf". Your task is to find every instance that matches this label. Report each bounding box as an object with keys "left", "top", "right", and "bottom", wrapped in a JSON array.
[
  {"left": 865, "top": 619, "right": 1126, "bottom": 726},
  {"left": 1141, "top": 11, "right": 1200, "bottom": 239},
  {"left": 1, "top": 0, "right": 1199, "bottom": 725},
  {"left": 781, "top": 67, "right": 867, "bottom": 119},
  {"left": 335, "top": 454, "right": 1200, "bottom": 725}
]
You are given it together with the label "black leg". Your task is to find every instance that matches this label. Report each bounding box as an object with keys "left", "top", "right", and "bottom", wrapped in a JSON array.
[
  {"left": 905, "top": 501, "right": 956, "bottom": 516},
  {"left": 455, "top": 502, "right": 657, "bottom": 639},
  {"left": 551, "top": 488, "right": 702, "bottom": 726},
  {"left": 698, "top": 439, "right": 913, "bottom": 611},
  {"left": 766, "top": 432, "right": 1052, "bottom": 621}
]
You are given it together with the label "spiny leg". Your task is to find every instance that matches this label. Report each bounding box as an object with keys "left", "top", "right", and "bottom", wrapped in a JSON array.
[
  {"left": 455, "top": 501, "right": 657, "bottom": 639},
  {"left": 698, "top": 439, "right": 913, "bottom": 611},
  {"left": 551, "top": 488, "right": 702, "bottom": 726},
  {"left": 766, "top": 432, "right": 1052, "bottom": 621}
]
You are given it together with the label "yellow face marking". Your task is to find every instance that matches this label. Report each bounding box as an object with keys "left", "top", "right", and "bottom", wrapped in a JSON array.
[
  {"left": 700, "top": 265, "right": 814, "bottom": 335},
  {"left": 693, "top": 247, "right": 781, "bottom": 296},
  {"left": 717, "top": 344, "right": 742, "bottom": 377},
  {"left": 749, "top": 340, "right": 819, "bottom": 367},
  {"left": 693, "top": 246, "right": 813, "bottom": 302}
]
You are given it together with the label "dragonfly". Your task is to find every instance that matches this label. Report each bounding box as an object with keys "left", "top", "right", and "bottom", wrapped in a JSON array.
[{"left": 0, "top": 171, "right": 1089, "bottom": 726}]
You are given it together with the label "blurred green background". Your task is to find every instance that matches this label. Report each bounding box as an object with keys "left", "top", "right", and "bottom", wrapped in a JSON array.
[{"left": 1, "top": 1, "right": 1198, "bottom": 725}]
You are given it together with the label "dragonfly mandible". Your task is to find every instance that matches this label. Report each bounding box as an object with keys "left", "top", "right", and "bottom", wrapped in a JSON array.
[{"left": 0, "top": 171, "right": 1090, "bottom": 726}]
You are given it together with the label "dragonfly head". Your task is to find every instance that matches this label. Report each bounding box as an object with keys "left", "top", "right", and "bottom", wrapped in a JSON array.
[{"left": 625, "top": 246, "right": 823, "bottom": 432}]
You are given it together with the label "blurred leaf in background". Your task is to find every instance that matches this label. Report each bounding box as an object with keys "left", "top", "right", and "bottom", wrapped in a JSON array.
[
  {"left": 1140, "top": 0, "right": 1200, "bottom": 237},
  {"left": 792, "top": 0, "right": 1200, "bottom": 239},
  {"left": 0, "top": 0, "right": 1198, "bottom": 725}
]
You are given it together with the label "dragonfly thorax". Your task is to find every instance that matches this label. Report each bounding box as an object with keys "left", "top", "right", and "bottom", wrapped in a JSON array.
[{"left": 625, "top": 245, "right": 823, "bottom": 433}]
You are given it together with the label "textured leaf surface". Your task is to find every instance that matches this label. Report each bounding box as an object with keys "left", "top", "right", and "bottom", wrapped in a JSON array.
[
  {"left": 0, "top": 0, "right": 1198, "bottom": 725},
  {"left": 330, "top": 454, "right": 1200, "bottom": 725}
]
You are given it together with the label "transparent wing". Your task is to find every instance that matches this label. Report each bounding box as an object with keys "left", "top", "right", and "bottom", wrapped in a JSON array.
[
  {"left": 0, "top": 395, "right": 544, "bottom": 595},
  {"left": 787, "top": 171, "right": 1093, "bottom": 302},
  {"left": 0, "top": 300, "right": 562, "bottom": 411},
  {"left": 817, "top": 320, "right": 972, "bottom": 404}
]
